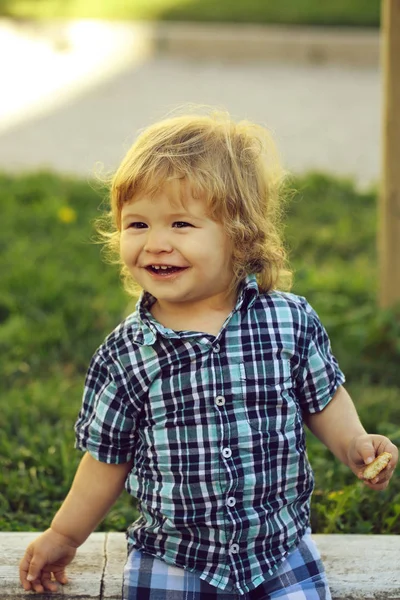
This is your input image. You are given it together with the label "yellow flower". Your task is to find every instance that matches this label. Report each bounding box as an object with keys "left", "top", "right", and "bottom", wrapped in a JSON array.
[
  {"left": 328, "top": 490, "right": 344, "bottom": 500},
  {"left": 58, "top": 206, "right": 77, "bottom": 223}
]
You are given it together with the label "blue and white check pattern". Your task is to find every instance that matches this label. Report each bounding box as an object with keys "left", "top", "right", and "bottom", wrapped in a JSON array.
[
  {"left": 75, "top": 275, "right": 344, "bottom": 595},
  {"left": 123, "top": 527, "right": 331, "bottom": 599}
]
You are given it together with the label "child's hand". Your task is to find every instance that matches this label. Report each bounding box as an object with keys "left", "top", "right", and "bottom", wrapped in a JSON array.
[
  {"left": 19, "top": 528, "right": 77, "bottom": 593},
  {"left": 347, "top": 434, "right": 398, "bottom": 490}
]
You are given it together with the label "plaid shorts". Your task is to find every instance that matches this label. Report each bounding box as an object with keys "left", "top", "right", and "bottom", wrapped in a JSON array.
[{"left": 122, "top": 528, "right": 332, "bottom": 600}]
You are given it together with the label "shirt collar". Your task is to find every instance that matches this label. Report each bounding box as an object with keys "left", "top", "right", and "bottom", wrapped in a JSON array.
[
  {"left": 133, "top": 274, "right": 260, "bottom": 346},
  {"left": 234, "top": 274, "right": 259, "bottom": 312}
]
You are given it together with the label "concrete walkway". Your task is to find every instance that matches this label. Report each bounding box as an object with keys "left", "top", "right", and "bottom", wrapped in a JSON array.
[
  {"left": 0, "top": 19, "right": 381, "bottom": 187},
  {"left": 2, "top": 532, "right": 400, "bottom": 599}
]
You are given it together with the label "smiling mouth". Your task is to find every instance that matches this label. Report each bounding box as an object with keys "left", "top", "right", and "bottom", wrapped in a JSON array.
[{"left": 146, "top": 265, "right": 187, "bottom": 275}]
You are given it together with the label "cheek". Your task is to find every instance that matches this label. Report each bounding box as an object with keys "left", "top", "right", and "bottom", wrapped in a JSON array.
[
  {"left": 120, "top": 235, "right": 138, "bottom": 265},
  {"left": 211, "top": 226, "right": 233, "bottom": 260},
  {"left": 215, "top": 239, "right": 234, "bottom": 269},
  {"left": 192, "top": 236, "right": 233, "bottom": 274}
]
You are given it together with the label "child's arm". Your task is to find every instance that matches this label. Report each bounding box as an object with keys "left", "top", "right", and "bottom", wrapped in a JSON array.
[
  {"left": 303, "top": 385, "right": 398, "bottom": 490},
  {"left": 19, "top": 452, "right": 132, "bottom": 593}
]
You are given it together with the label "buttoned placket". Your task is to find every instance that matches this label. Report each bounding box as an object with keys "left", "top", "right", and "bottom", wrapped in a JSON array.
[{"left": 211, "top": 339, "right": 243, "bottom": 589}]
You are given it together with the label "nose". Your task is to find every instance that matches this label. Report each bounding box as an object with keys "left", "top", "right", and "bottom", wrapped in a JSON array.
[{"left": 143, "top": 227, "right": 173, "bottom": 254}]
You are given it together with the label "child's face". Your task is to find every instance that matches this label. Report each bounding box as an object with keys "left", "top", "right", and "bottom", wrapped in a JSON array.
[{"left": 120, "top": 179, "right": 235, "bottom": 314}]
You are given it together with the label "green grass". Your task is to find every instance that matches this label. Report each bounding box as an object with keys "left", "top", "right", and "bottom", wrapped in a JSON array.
[
  {"left": 0, "top": 0, "right": 381, "bottom": 26},
  {"left": 0, "top": 170, "right": 399, "bottom": 534}
]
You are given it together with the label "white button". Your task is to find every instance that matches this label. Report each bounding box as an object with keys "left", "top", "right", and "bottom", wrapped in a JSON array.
[
  {"left": 230, "top": 543, "right": 240, "bottom": 554},
  {"left": 227, "top": 497, "right": 236, "bottom": 507},
  {"left": 222, "top": 448, "right": 232, "bottom": 458},
  {"left": 212, "top": 343, "right": 221, "bottom": 353},
  {"left": 215, "top": 396, "right": 225, "bottom": 406}
]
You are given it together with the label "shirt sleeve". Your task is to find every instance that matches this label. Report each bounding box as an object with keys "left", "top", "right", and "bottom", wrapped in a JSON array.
[
  {"left": 296, "top": 300, "right": 345, "bottom": 414},
  {"left": 75, "top": 347, "right": 139, "bottom": 464}
]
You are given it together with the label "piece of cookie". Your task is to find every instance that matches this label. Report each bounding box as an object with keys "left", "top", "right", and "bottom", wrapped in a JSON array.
[{"left": 362, "top": 452, "right": 392, "bottom": 480}]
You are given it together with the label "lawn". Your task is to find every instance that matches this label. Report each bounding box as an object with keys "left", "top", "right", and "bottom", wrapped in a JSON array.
[
  {"left": 0, "top": 170, "right": 399, "bottom": 534},
  {"left": 0, "top": 0, "right": 381, "bottom": 26}
]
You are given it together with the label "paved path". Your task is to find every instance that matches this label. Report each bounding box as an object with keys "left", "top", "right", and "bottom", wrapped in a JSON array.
[{"left": 0, "top": 21, "right": 381, "bottom": 187}]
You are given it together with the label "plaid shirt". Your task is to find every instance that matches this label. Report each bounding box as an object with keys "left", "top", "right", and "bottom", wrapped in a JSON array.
[{"left": 75, "top": 275, "right": 345, "bottom": 595}]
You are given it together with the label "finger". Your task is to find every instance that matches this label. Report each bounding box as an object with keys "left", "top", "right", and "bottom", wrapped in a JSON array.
[
  {"left": 42, "top": 572, "right": 59, "bottom": 592},
  {"left": 388, "top": 446, "right": 399, "bottom": 470},
  {"left": 26, "top": 556, "right": 46, "bottom": 585},
  {"left": 51, "top": 566, "right": 69, "bottom": 586},
  {"left": 54, "top": 570, "right": 69, "bottom": 585},
  {"left": 19, "top": 553, "right": 33, "bottom": 591},
  {"left": 20, "top": 579, "right": 33, "bottom": 591},
  {"left": 363, "top": 477, "right": 389, "bottom": 491},
  {"left": 43, "top": 581, "right": 59, "bottom": 593},
  {"left": 371, "top": 481, "right": 389, "bottom": 490},
  {"left": 30, "top": 577, "right": 45, "bottom": 594},
  {"left": 359, "top": 442, "right": 376, "bottom": 466},
  {"left": 377, "top": 463, "right": 395, "bottom": 483}
]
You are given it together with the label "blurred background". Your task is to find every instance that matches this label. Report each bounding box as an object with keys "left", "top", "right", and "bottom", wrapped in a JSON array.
[
  {"left": 0, "top": 0, "right": 381, "bottom": 180},
  {"left": 2, "top": 0, "right": 400, "bottom": 537}
]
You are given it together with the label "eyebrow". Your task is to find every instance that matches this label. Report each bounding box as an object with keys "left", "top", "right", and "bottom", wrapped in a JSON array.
[{"left": 122, "top": 211, "right": 203, "bottom": 221}]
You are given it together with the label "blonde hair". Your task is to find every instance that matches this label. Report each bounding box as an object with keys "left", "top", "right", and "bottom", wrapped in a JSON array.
[{"left": 97, "top": 108, "right": 292, "bottom": 296}]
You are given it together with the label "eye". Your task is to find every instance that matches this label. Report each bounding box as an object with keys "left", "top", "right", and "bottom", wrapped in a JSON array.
[
  {"left": 172, "top": 221, "right": 193, "bottom": 228},
  {"left": 128, "top": 222, "right": 147, "bottom": 229}
]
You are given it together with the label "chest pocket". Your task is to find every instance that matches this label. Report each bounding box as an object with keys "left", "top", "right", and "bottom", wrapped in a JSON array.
[{"left": 240, "top": 351, "right": 299, "bottom": 434}]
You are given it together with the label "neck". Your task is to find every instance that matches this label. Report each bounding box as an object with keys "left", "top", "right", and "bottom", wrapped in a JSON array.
[{"left": 151, "top": 294, "right": 237, "bottom": 336}]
